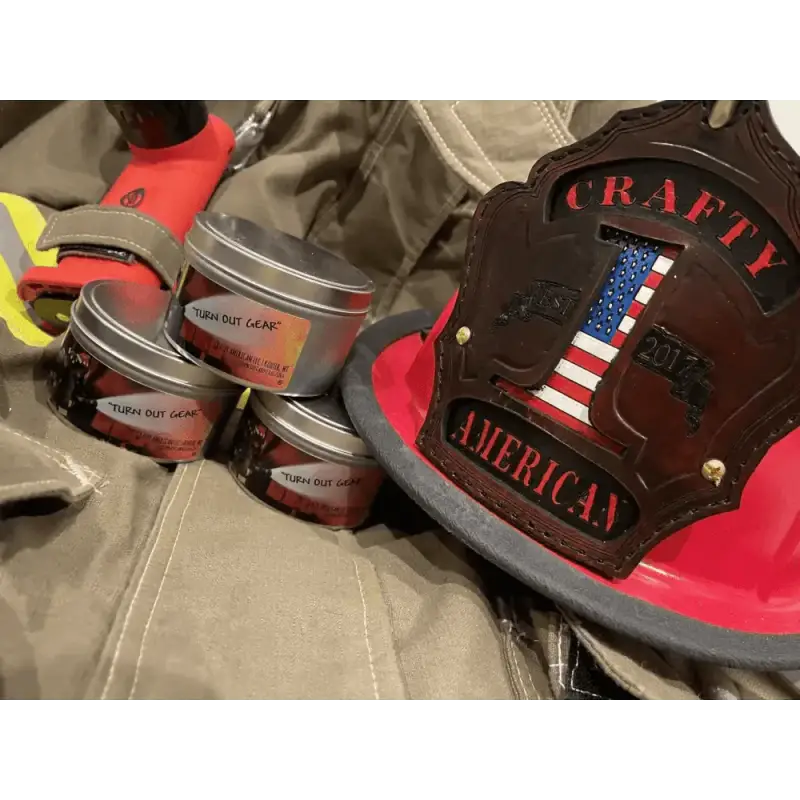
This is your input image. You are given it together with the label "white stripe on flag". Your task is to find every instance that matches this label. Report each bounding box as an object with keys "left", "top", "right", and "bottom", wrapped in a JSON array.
[
  {"left": 533, "top": 385, "right": 592, "bottom": 424},
  {"left": 573, "top": 331, "right": 619, "bottom": 363},
  {"left": 652, "top": 255, "right": 674, "bottom": 275},
  {"left": 635, "top": 285, "right": 654, "bottom": 304},
  {"left": 539, "top": 250, "right": 672, "bottom": 415},
  {"left": 554, "top": 359, "right": 602, "bottom": 390}
]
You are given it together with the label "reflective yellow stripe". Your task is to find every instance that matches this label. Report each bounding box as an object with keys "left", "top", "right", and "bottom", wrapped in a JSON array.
[
  {"left": 0, "top": 193, "right": 57, "bottom": 347},
  {"left": 0, "top": 193, "right": 57, "bottom": 267},
  {"left": 0, "top": 253, "right": 52, "bottom": 346}
]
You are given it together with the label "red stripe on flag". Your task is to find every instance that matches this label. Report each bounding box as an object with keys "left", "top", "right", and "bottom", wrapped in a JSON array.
[
  {"left": 564, "top": 345, "right": 609, "bottom": 377},
  {"left": 546, "top": 373, "right": 594, "bottom": 406},
  {"left": 610, "top": 331, "right": 627, "bottom": 349},
  {"left": 496, "top": 378, "right": 617, "bottom": 450},
  {"left": 662, "top": 246, "right": 681, "bottom": 259},
  {"left": 524, "top": 395, "right": 624, "bottom": 454},
  {"left": 644, "top": 271, "right": 663, "bottom": 289},
  {"left": 495, "top": 379, "right": 530, "bottom": 404},
  {"left": 627, "top": 301, "right": 645, "bottom": 319}
]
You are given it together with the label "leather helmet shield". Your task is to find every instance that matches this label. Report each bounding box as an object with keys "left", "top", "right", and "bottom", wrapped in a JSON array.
[{"left": 417, "top": 101, "right": 800, "bottom": 579}]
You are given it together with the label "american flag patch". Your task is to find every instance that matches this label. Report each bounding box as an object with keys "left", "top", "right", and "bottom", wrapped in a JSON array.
[{"left": 499, "top": 231, "right": 680, "bottom": 452}]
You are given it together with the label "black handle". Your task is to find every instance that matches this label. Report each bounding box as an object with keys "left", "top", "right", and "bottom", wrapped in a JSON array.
[{"left": 104, "top": 101, "right": 209, "bottom": 149}]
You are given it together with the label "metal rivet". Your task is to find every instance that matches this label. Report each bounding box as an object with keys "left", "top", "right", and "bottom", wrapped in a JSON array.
[
  {"left": 702, "top": 458, "right": 726, "bottom": 487},
  {"left": 708, "top": 100, "right": 738, "bottom": 129},
  {"left": 456, "top": 326, "right": 471, "bottom": 346}
]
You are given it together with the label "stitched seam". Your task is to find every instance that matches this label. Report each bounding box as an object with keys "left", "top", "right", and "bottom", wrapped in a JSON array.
[
  {"left": 553, "top": 618, "right": 603, "bottom": 699},
  {"left": 563, "top": 613, "right": 641, "bottom": 699},
  {"left": 560, "top": 620, "right": 603, "bottom": 698},
  {"left": 415, "top": 102, "right": 492, "bottom": 193},
  {"left": 535, "top": 100, "right": 571, "bottom": 148},
  {"left": 509, "top": 609, "right": 541, "bottom": 700},
  {"left": 519, "top": 643, "right": 542, "bottom": 700},
  {"left": 100, "top": 465, "right": 188, "bottom": 699},
  {"left": 40, "top": 207, "right": 182, "bottom": 283},
  {"left": 308, "top": 101, "right": 408, "bottom": 240},
  {"left": 3, "top": 427, "right": 101, "bottom": 488},
  {"left": 554, "top": 100, "right": 577, "bottom": 124},
  {"left": 372, "top": 569, "right": 411, "bottom": 699},
  {"left": 450, "top": 102, "right": 507, "bottom": 184},
  {"left": 353, "top": 559, "right": 380, "bottom": 700},
  {"left": 354, "top": 102, "right": 409, "bottom": 185},
  {"left": 129, "top": 462, "right": 204, "bottom": 699},
  {"left": 535, "top": 100, "right": 564, "bottom": 147},
  {"left": 507, "top": 630, "right": 530, "bottom": 700},
  {"left": 556, "top": 618, "right": 567, "bottom": 692}
]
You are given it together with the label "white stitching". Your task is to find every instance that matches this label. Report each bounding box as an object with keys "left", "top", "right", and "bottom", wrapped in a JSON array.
[
  {"left": 100, "top": 465, "right": 188, "bottom": 699},
  {"left": 535, "top": 100, "right": 571, "bottom": 148},
  {"left": 129, "top": 463, "right": 204, "bottom": 699},
  {"left": 40, "top": 207, "right": 183, "bottom": 283},
  {"left": 508, "top": 609, "right": 540, "bottom": 700},
  {"left": 353, "top": 559, "right": 380, "bottom": 700},
  {"left": 570, "top": 642, "right": 603, "bottom": 699},
  {"left": 508, "top": 632, "right": 530, "bottom": 700},
  {"left": 3, "top": 427, "right": 101, "bottom": 487},
  {"left": 450, "top": 102, "right": 507, "bottom": 184},
  {"left": 557, "top": 619, "right": 604, "bottom": 699},
  {"left": 554, "top": 100, "right": 576, "bottom": 123},
  {"left": 556, "top": 618, "right": 567, "bottom": 690},
  {"left": 415, "top": 102, "right": 492, "bottom": 193}
]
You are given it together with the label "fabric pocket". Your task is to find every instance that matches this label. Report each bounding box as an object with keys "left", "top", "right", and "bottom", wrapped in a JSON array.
[{"left": 0, "top": 423, "right": 99, "bottom": 513}]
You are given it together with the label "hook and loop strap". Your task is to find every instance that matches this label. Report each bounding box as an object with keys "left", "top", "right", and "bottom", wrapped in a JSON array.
[{"left": 37, "top": 205, "right": 185, "bottom": 286}]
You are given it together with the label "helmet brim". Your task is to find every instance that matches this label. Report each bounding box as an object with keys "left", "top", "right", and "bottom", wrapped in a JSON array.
[{"left": 341, "top": 309, "right": 800, "bottom": 669}]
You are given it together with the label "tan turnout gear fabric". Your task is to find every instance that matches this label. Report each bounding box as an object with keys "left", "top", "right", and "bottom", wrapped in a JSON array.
[{"left": 0, "top": 100, "right": 796, "bottom": 699}]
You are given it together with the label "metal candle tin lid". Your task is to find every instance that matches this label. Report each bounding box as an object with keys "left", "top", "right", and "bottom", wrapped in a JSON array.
[
  {"left": 250, "top": 389, "right": 374, "bottom": 465},
  {"left": 185, "top": 212, "right": 374, "bottom": 314},
  {"left": 70, "top": 281, "right": 238, "bottom": 398}
]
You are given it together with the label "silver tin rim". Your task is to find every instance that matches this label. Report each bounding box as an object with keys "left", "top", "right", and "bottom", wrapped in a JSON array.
[
  {"left": 185, "top": 212, "right": 374, "bottom": 316},
  {"left": 249, "top": 390, "right": 376, "bottom": 467},
  {"left": 70, "top": 281, "right": 239, "bottom": 400}
]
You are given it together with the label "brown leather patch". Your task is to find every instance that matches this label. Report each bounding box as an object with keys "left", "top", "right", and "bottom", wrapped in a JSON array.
[{"left": 417, "top": 101, "right": 800, "bottom": 579}]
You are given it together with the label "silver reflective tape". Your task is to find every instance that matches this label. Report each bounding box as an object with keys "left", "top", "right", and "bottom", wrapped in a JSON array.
[{"left": 0, "top": 202, "right": 34, "bottom": 281}]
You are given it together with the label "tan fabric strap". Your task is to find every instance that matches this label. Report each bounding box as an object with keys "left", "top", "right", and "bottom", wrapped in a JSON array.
[{"left": 37, "top": 205, "right": 185, "bottom": 286}]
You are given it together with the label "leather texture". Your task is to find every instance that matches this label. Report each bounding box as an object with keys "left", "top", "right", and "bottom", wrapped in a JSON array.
[{"left": 418, "top": 101, "right": 800, "bottom": 577}]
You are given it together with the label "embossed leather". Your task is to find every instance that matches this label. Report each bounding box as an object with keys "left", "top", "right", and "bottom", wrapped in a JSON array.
[{"left": 418, "top": 101, "right": 800, "bottom": 579}]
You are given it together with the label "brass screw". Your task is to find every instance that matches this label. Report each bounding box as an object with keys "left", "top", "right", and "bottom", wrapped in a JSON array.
[
  {"left": 456, "top": 326, "right": 471, "bottom": 346},
  {"left": 708, "top": 100, "right": 738, "bottom": 129},
  {"left": 702, "top": 458, "right": 726, "bottom": 487}
]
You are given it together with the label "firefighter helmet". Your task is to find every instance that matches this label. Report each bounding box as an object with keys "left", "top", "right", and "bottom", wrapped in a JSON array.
[{"left": 342, "top": 101, "right": 800, "bottom": 668}]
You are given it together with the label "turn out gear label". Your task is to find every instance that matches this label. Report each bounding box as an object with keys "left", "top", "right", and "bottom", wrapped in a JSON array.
[
  {"left": 95, "top": 393, "right": 214, "bottom": 438},
  {"left": 48, "top": 333, "right": 227, "bottom": 462},
  {"left": 230, "top": 406, "right": 384, "bottom": 528},
  {"left": 170, "top": 266, "right": 310, "bottom": 389},
  {"left": 0, "top": 193, "right": 57, "bottom": 347},
  {"left": 269, "top": 461, "right": 384, "bottom": 506}
]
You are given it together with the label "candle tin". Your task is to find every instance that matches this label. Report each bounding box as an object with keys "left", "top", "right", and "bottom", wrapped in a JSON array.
[
  {"left": 229, "top": 389, "right": 385, "bottom": 529},
  {"left": 164, "top": 212, "right": 374, "bottom": 395},
  {"left": 48, "top": 281, "right": 239, "bottom": 463}
]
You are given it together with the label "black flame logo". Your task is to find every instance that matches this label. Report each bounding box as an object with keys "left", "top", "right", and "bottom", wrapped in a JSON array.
[{"left": 120, "top": 187, "right": 145, "bottom": 208}]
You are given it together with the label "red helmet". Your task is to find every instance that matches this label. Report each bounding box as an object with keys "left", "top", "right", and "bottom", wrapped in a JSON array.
[{"left": 342, "top": 101, "right": 800, "bottom": 669}]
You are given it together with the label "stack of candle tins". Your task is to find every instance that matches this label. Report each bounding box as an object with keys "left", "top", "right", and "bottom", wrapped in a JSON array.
[{"left": 47, "top": 212, "right": 384, "bottom": 528}]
